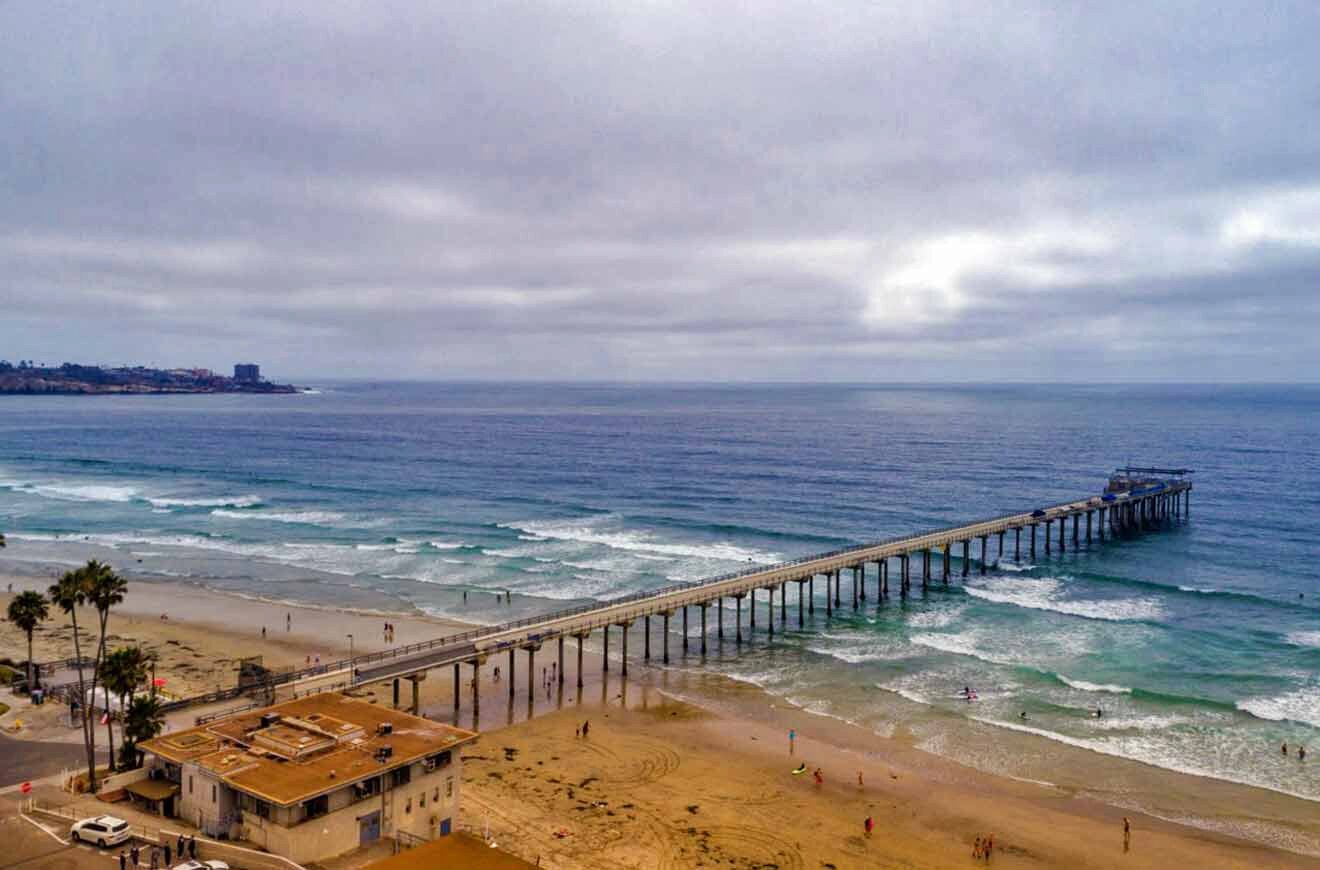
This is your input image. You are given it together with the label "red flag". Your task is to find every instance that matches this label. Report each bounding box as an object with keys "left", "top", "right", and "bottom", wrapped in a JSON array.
[
  {"left": 20, "top": 782, "right": 32, "bottom": 794},
  {"left": 152, "top": 677, "right": 167, "bottom": 688},
  {"left": 100, "top": 711, "right": 109, "bottom": 726}
]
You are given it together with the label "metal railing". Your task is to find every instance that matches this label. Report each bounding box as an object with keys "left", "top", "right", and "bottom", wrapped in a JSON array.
[{"left": 159, "top": 481, "right": 1191, "bottom": 712}]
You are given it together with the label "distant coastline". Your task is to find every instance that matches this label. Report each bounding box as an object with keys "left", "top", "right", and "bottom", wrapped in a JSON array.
[{"left": 0, "top": 360, "right": 298, "bottom": 395}]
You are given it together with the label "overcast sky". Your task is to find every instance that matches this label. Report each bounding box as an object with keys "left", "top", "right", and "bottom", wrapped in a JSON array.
[{"left": 2, "top": 2, "right": 1319, "bottom": 381}]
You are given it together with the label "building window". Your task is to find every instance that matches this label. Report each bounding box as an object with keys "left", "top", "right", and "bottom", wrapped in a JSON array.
[
  {"left": 390, "top": 766, "right": 411, "bottom": 787},
  {"left": 445, "top": 778, "right": 453, "bottom": 799},
  {"left": 405, "top": 797, "right": 412, "bottom": 814},
  {"left": 188, "top": 776, "right": 193, "bottom": 794},
  {"left": 419, "top": 792, "right": 426, "bottom": 808},
  {"left": 303, "top": 795, "right": 329, "bottom": 820},
  {"left": 425, "top": 750, "right": 452, "bottom": 771},
  {"left": 432, "top": 788, "right": 439, "bottom": 803},
  {"left": 211, "top": 784, "right": 217, "bottom": 803},
  {"left": 255, "top": 799, "right": 271, "bottom": 820}
]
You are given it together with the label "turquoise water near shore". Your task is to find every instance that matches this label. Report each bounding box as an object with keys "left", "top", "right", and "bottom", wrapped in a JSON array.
[{"left": 1, "top": 383, "right": 1316, "bottom": 803}]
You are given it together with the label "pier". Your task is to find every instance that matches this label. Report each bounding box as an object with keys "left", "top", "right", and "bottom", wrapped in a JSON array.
[{"left": 168, "top": 469, "right": 1192, "bottom": 721}]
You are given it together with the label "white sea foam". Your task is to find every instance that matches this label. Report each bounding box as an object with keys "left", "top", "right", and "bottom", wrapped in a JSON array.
[
  {"left": 147, "top": 493, "right": 262, "bottom": 508},
  {"left": 909, "top": 631, "right": 1014, "bottom": 667},
  {"left": 1284, "top": 631, "right": 1320, "bottom": 649},
  {"left": 1237, "top": 687, "right": 1320, "bottom": 728},
  {"left": 880, "top": 683, "right": 934, "bottom": 706},
  {"left": 1178, "top": 585, "right": 1218, "bottom": 594},
  {"left": 906, "top": 605, "right": 966, "bottom": 630},
  {"left": 964, "top": 576, "right": 1163, "bottom": 622},
  {"left": 1057, "top": 675, "right": 1133, "bottom": 695},
  {"left": 500, "top": 516, "right": 780, "bottom": 565},
  {"left": 211, "top": 508, "right": 348, "bottom": 525},
  {"left": 427, "top": 541, "right": 464, "bottom": 550},
  {"left": 1089, "top": 714, "right": 1189, "bottom": 731},
  {"left": 969, "top": 716, "right": 1320, "bottom": 804},
  {"left": 19, "top": 482, "right": 140, "bottom": 503}
]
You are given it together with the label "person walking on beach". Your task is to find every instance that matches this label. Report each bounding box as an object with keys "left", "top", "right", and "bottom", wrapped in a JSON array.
[
  {"left": 463, "top": 590, "right": 468, "bottom": 603},
  {"left": 1123, "top": 817, "right": 1131, "bottom": 852},
  {"left": 973, "top": 836, "right": 982, "bottom": 859},
  {"left": 789, "top": 728, "right": 796, "bottom": 755},
  {"left": 189, "top": 835, "right": 197, "bottom": 858},
  {"left": 286, "top": 612, "right": 291, "bottom": 630},
  {"left": 1283, "top": 742, "right": 1289, "bottom": 756},
  {"left": 119, "top": 850, "right": 127, "bottom": 870},
  {"left": 857, "top": 770, "right": 864, "bottom": 789},
  {"left": 130, "top": 844, "right": 140, "bottom": 868},
  {"left": 864, "top": 815, "right": 873, "bottom": 838},
  {"left": 163, "top": 844, "right": 171, "bottom": 866},
  {"left": 985, "top": 833, "right": 994, "bottom": 862},
  {"left": 177, "top": 834, "right": 184, "bottom": 857},
  {"left": 582, "top": 720, "right": 590, "bottom": 739},
  {"left": 575, "top": 725, "right": 580, "bottom": 738},
  {"left": 261, "top": 626, "right": 266, "bottom": 639},
  {"left": 813, "top": 768, "right": 823, "bottom": 787},
  {"left": 1300, "top": 745, "right": 1307, "bottom": 760}
]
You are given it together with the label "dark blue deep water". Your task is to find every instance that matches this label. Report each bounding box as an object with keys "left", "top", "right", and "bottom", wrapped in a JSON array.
[{"left": 1, "top": 383, "right": 1317, "bottom": 802}]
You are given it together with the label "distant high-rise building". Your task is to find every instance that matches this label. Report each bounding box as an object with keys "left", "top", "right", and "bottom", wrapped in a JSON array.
[{"left": 233, "top": 363, "right": 261, "bottom": 383}]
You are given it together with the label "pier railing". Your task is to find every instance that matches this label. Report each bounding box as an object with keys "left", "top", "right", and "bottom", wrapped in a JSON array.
[{"left": 159, "top": 481, "right": 1189, "bottom": 712}]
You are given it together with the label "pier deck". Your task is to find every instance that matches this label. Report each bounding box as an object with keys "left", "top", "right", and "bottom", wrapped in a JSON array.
[{"left": 167, "top": 475, "right": 1192, "bottom": 719}]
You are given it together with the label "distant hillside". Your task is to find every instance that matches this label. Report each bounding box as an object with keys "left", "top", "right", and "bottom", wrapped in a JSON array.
[{"left": 0, "top": 361, "right": 298, "bottom": 395}]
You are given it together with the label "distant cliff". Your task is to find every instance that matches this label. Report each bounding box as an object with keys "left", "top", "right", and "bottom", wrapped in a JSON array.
[{"left": 0, "top": 362, "right": 299, "bottom": 395}]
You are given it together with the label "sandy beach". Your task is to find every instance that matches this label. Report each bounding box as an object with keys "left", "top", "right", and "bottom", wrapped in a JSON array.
[{"left": 4, "top": 569, "right": 1319, "bottom": 868}]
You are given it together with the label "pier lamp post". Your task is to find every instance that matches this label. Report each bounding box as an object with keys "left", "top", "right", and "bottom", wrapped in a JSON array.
[{"left": 347, "top": 633, "right": 355, "bottom": 682}]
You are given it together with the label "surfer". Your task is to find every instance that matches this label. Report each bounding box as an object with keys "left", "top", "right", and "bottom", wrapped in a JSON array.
[{"left": 792, "top": 763, "right": 807, "bottom": 775}]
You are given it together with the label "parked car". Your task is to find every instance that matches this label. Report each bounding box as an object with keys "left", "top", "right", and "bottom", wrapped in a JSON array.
[
  {"left": 69, "top": 815, "right": 132, "bottom": 848},
  {"left": 172, "top": 861, "right": 230, "bottom": 870}
]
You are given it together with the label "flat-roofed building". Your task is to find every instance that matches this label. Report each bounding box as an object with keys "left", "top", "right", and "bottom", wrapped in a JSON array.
[
  {"left": 138, "top": 693, "right": 478, "bottom": 864},
  {"left": 233, "top": 363, "right": 260, "bottom": 383}
]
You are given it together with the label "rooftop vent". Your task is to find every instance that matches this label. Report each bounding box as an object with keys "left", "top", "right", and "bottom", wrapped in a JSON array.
[
  {"left": 259, "top": 713, "right": 280, "bottom": 729},
  {"left": 377, "top": 722, "right": 393, "bottom": 736}
]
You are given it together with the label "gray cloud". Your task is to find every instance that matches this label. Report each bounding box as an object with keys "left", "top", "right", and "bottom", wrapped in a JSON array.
[{"left": 2, "top": 1, "right": 1320, "bottom": 380}]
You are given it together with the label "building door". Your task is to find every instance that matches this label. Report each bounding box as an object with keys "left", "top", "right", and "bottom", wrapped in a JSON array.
[
  {"left": 359, "top": 811, "right": 381, "bottom": 845},
  {"left": 439, "top": 817, "right": 451, "bottom": 836}
]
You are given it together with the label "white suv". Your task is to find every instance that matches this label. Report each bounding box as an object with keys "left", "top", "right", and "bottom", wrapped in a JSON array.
[{"left": 70, "top": 815, "right": 132, "bottom": 847}]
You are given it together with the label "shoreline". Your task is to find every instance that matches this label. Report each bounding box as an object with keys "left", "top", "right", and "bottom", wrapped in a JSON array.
[{"left": 2, "top": 567, "right": 1318, "bottom": 862}]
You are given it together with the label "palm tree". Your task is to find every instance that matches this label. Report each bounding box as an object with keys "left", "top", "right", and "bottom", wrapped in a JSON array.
[
  {"left": 49, "top": 561, "right": 126, "bottom": 792},
  {"left": 49, "top": 569, "right": 93, "bottom": 787},
  {"left": 121, "top": 694, "right": 164, "bottom": 769},
  {"left": 100, "top": 646, "right": 148, "bottom": 772},
  {"left": 6, "top": 590, "right": 49, "bottom": 691},
  {"left": 84, "top": 562, "right": 126, "bottom": 779}
]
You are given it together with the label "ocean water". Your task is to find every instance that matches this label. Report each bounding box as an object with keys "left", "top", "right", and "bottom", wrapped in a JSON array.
[{"left": 1, "top": 383, "right": 1317, "bottom": 804}]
